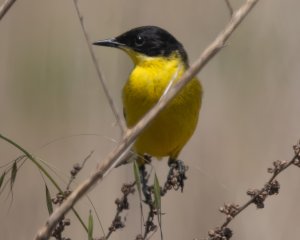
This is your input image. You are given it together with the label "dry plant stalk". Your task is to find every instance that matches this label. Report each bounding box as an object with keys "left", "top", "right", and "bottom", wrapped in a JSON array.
[
  {"left": 0, "top": 0, "right": 17, "bottom": 20},
  {"left": 72, "top": 0, "right": 126, "bottom": 133},
  {"left": 35, "top": 0, "right": 259, "bottom": 239},
  {"left": 224, "top": 0, "right": 234, "bottom": 16},
  {"left": 208, "top": 141, "right": 300, "bottom": 240}
]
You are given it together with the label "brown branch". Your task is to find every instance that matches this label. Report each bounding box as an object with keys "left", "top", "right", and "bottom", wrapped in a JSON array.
[
  {"left": 34, "top": 1, "right": 259, "bottom": 239},
  {"left": 224, "top": 144, "right": 300, "bottom": 228},
  {"left": 0, "top": 0, "right": 17, "bottom": 21},
  {"left": 208, "top": 141, "right": 300, "bottom": 240},
  {"left": 224, "top": 0, "right": 234, "bottom": 16},
  {"left": 72, "top": 0, "right": 126, "bottom": 133},
  {"left": 105, "top": 182, "right": 135, "bottom": 239}
]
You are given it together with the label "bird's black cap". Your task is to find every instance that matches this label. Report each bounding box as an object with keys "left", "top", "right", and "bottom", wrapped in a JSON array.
[{"left": 93, "top": 26, "right": 188, "bottom": 64}]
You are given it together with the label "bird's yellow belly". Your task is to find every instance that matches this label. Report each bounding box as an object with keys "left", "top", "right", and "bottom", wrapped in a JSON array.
[
  {"left": 134, "top": 94, "right": 200, "bottom": 158},
  {"left": 123, "top": 60, "right": 202, "bottom": 159}
]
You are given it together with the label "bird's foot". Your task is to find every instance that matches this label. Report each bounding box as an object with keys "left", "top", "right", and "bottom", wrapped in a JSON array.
[
  {"left": 163, "top": 158, "right": 188, "bottom": 194},
  {"left": 139, "top": 164, "right": 152, "bottom": 204},
  {"left": 143, "top": 154, "right": 152, "bottom": 165}
]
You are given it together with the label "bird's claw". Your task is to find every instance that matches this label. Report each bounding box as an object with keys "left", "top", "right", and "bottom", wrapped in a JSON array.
[
  {"left": 167, "top": 159, "right": 188, "bottom": 192},
  {"left": 139, "top": 165, "right": 152, "bottom": 203}
]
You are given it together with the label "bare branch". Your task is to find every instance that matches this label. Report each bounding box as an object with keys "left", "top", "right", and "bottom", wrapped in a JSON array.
[
  {"left": 72, "top": 0, "right": 126, "bottom": 133},
  {"left": 105, "top": 182, "right": 135, "bottom": 239},
  {"left": 224, "top": 145, "right": 300, "bottom": 227},
  {"left": 224, "top": 0, "right": 234, "bottom": 16},
  {"left": 208, "top": 141, "right": 300, "bottom": 239},
  {"left": 35, "top": 1, "right": 259, "bottom": 239},
  {"left": 0, "top": 0, "right": 17, "bottom": 21}
]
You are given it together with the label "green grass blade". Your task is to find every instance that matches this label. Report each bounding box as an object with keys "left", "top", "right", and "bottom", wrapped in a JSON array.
[
  {"left": 88, "top": 211, "right": 94, "bottom": 240},
  {"left": 0, "top": 172, "right": 6, "bottom": 190},
  {"left": 10, "top": 161, "right": 17, "bottom": 190},
  {"left": 153, "top": 174, "right": 161, "bottom": 212},
  {"left": 154, "top": 174, "right": 163, "bottom": 239},
  {"left": 133, "top": 161, "right": 142, "bottom": 199},
  {"left": 0, "top": 133, "right": 88, "bottom": 232},
  {"left": 45, "top": 184, "right": 53, "bottom": 215}
]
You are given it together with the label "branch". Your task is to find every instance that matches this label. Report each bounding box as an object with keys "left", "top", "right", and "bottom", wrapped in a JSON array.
[
  {"left": 0, "top": 0, "right": 17, "bottom": 21},
  {"left": 72, "top": 0, "right": 126, "bottom": 133},
  {"left": 35, "top": 1, "right": 259, "bottom": 239},
  {"left": 224, "top": 0, "right": 234, "bottom": 16},
  {"left": 226, "top": 146, "right": 300, "bottom": 226},
  {"left": 208, "top": 141, "right": 300, "bottom": 239},
  {"left": 105, "top": 182, "right": 135, "bottom": 239}
]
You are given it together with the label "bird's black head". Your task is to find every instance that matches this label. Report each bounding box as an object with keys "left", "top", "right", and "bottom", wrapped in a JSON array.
[{"left": 93, "top": 26, "right": 188, "bottom": 65}]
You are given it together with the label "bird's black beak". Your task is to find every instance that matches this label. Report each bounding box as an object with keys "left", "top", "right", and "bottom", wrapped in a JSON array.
[{"left": 92, "top": 38, "right": 125, "bottom": 48}]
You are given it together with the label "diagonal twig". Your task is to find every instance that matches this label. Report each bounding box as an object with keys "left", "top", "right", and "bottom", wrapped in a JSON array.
[
  {"left": 223, "top": 144, "right": 300, "bottom": 228},
  {"left": 35, "top": 1, "right": 259, "bottom": 239},
  {"left": 208, "top": 141, "right": 300, "bottom": 239},
  {"left": 0, "top": 0, "right": 17, "bottom": 21},
  {"left": 224, "top": 0, "right": 234, "bottom": 16},
  {"left": 72, "top": 0, "right": 126, "bottom": 133}
]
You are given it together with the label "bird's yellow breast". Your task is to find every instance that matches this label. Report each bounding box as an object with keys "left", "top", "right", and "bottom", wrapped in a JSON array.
[{"left": 122, "top": 52, "right": 202, "bottom": 159}]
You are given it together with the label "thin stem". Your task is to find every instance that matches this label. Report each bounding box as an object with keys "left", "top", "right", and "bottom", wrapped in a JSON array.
[
  {"left": 0, "top": 0, "right": 17, "bottom": 21},
  {"left": 222, "top": 148, "right": 300, "bottom": 228},
  {"left": 224, "top": 0, "right": 234, "bottom": 16},
  {"left": 105, "top": 182, "right": 136, "bottom": 239},
  {"left": 72, "top": 0, "right": 126, "bottom": 134}
]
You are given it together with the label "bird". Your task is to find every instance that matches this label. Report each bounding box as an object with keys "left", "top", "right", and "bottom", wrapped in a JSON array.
[{"left": 93, "top": 26, "right": 203, "bottom": 167}]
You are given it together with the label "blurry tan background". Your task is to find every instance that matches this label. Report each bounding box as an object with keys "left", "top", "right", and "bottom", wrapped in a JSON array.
[{"left": 1, "top": 0, "right": 300, "bottom": 239}]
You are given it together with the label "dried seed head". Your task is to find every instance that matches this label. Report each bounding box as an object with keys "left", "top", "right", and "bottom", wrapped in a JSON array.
[
  {"left": 63, "top": 218, "right": 71, "bottom": 226},
  {"left": 73, "top": 163, "right": 81, "bottom": 171},
  {"left": 247, "top": 189, "right": 266, "bottom": 208},
  {"left": 266, "top": 180, "right": 280, "bottom": 195},
  {"left": 208, "top": 227, "right": 233, "bottom": 240},
  {"left": 293, "top": 140, "right": 300, "bottom": 153},
  {"left": 136, "top": 234, "right": 144, "bottom": 240}
]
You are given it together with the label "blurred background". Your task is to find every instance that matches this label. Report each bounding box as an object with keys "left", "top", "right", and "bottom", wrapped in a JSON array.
[{"left": 1, "top": 0, "right": 300, "bottom": 239}]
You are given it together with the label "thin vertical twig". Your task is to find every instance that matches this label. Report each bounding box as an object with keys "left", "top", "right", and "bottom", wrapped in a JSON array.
[
  {"left": 224, "top": 0, "right": 234, "bottom": 16},
  {"left": 0, "top": 0, "right": 17, "bottom": 21},
  {"left": 72, "top": 0, "right": 126, "bottom": 134}
]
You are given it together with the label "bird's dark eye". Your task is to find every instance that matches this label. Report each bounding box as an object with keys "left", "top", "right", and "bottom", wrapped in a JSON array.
[{"left": 134, "top": 35, "right": 145, "bottom": 46}]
